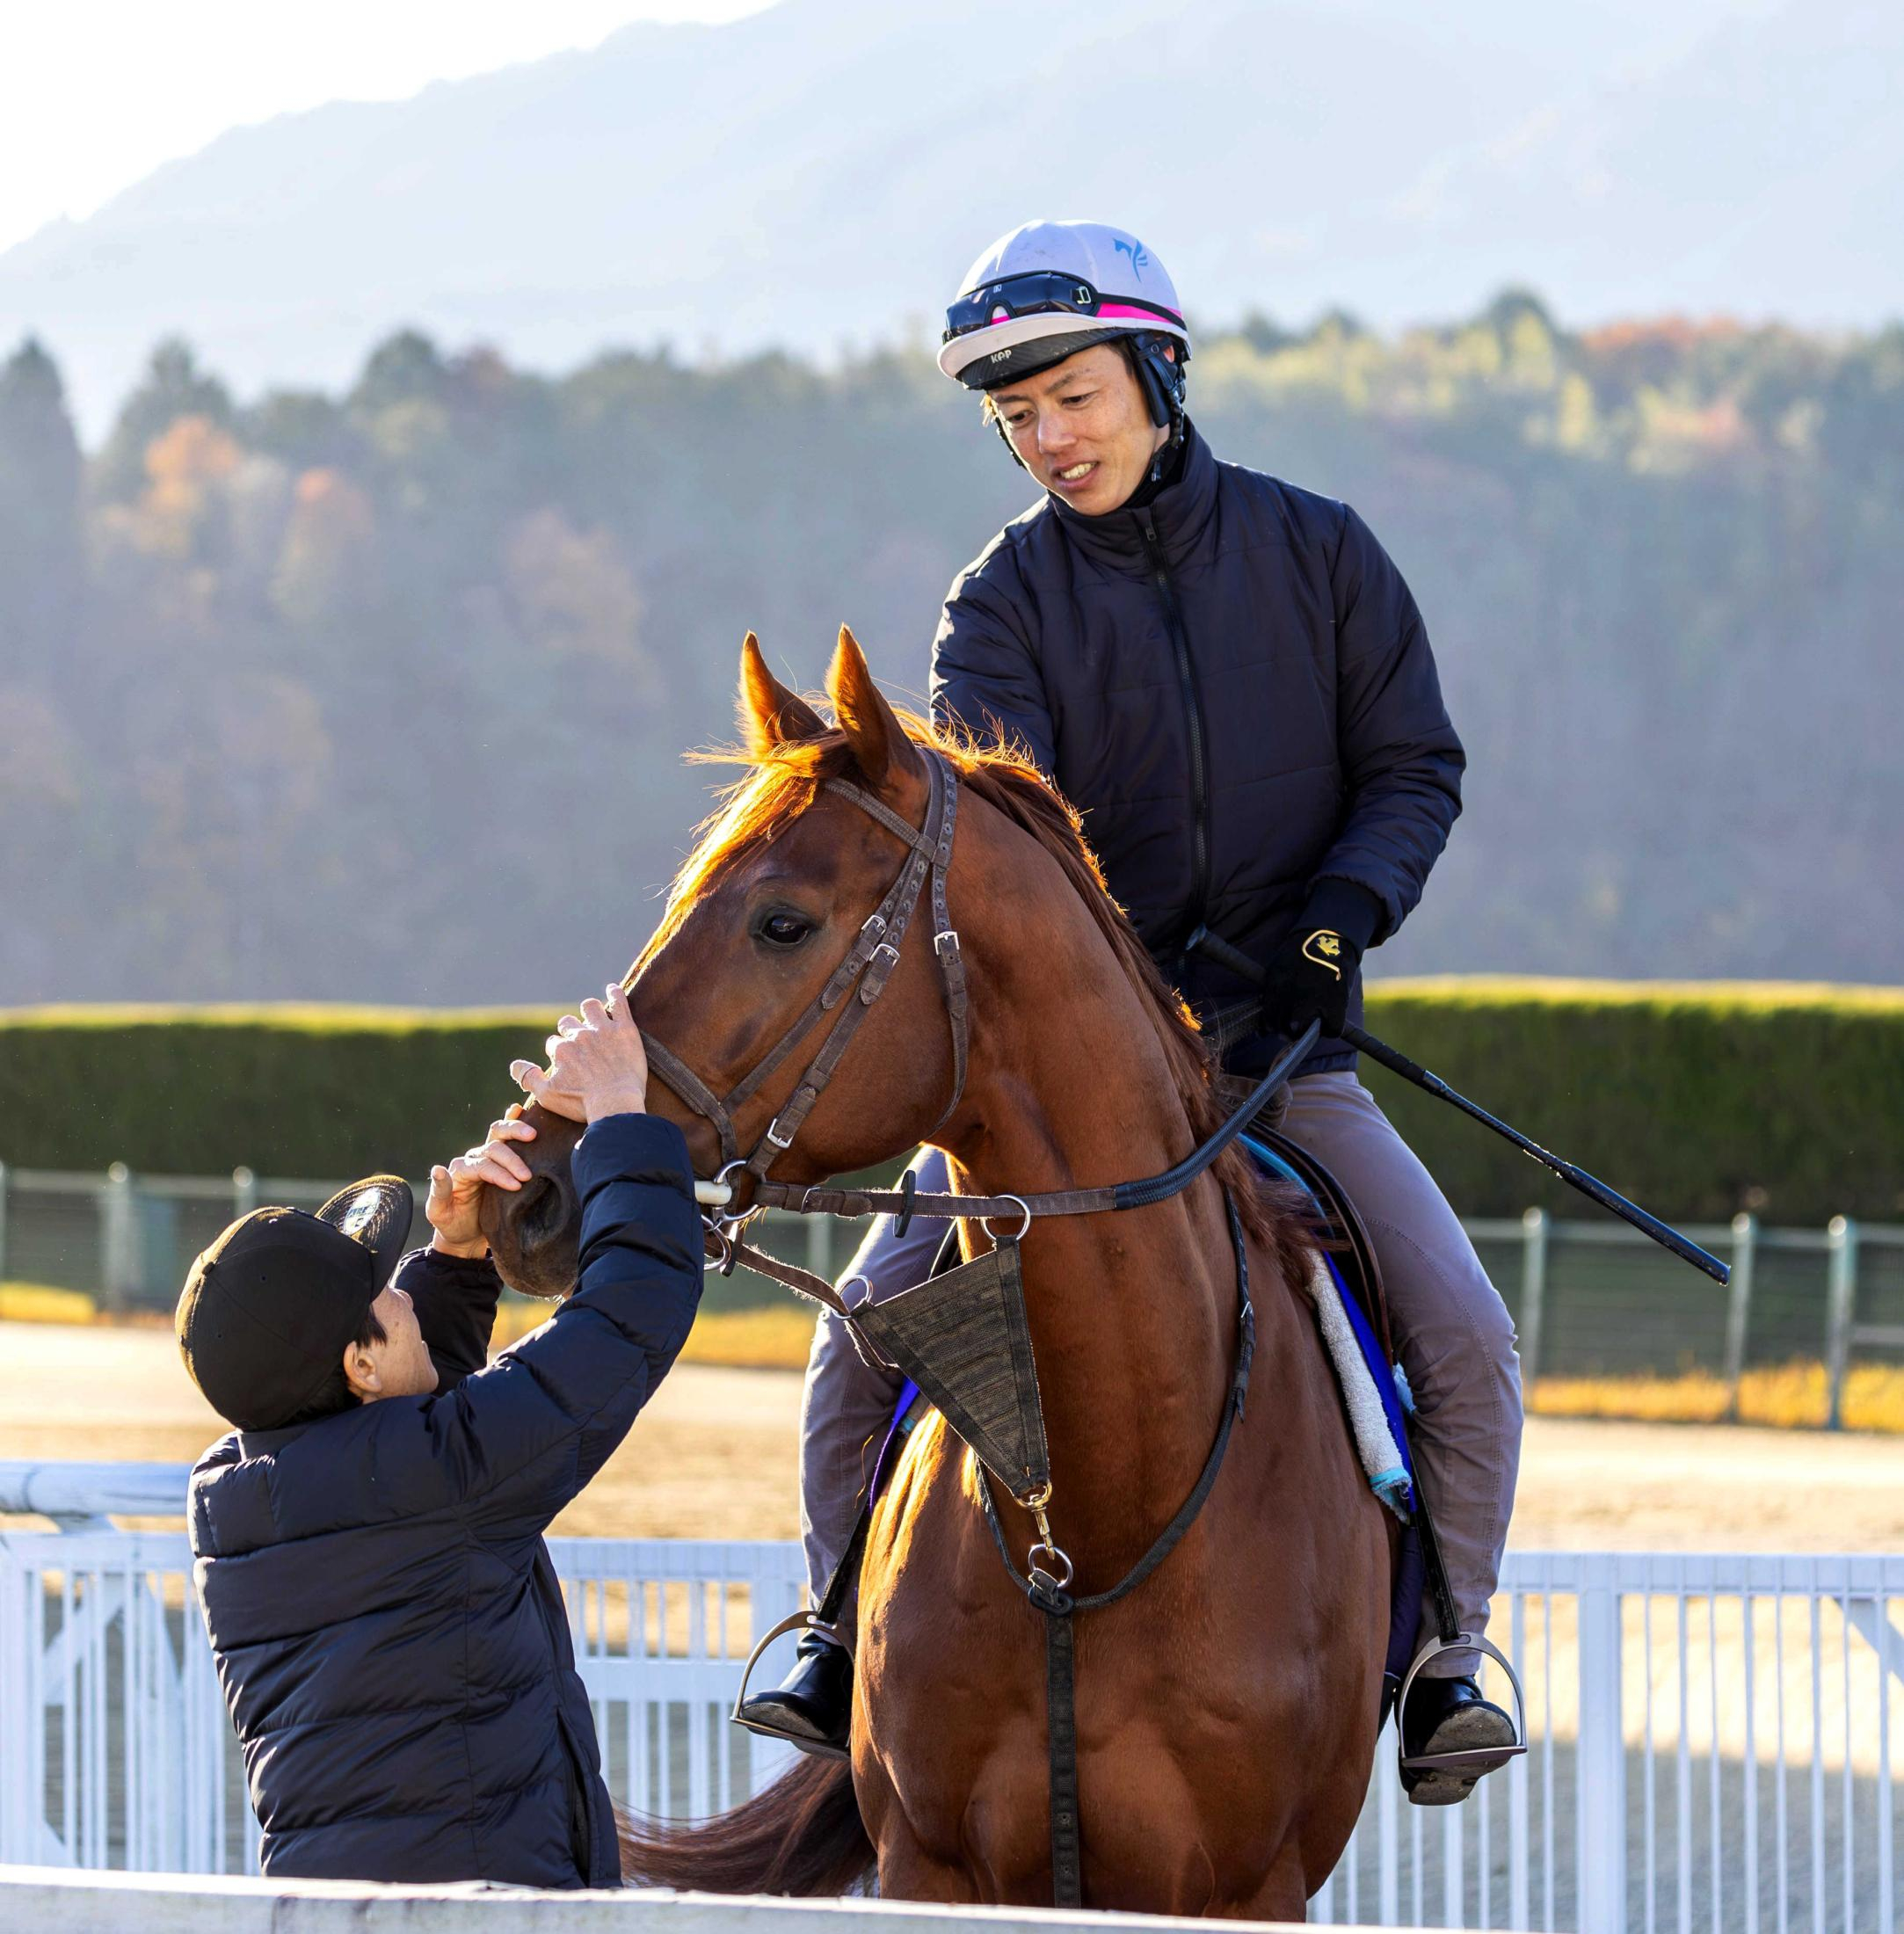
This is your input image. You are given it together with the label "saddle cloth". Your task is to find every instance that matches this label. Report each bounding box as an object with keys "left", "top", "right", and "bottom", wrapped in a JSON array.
[{"left": 1245, "top": 1133, "right": 1415, "bottom": 1522}]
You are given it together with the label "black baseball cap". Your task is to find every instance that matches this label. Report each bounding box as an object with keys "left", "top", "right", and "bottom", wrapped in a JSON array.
[{"left": 176, "top": 1176, "right": 414, "bottom": 1431}]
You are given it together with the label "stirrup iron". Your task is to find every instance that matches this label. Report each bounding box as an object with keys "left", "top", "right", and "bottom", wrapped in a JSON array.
[
  {"left": 730, "top": 1607, "right": 853, "bottom": 1761},
  {"left": 1395, "top": 1630, "right": 1528, "bottom": 1777}
]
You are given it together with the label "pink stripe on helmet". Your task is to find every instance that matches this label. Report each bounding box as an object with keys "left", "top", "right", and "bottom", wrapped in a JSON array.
[{"left": 1098, "top": 302, "right": 1182, "bottom": 324}]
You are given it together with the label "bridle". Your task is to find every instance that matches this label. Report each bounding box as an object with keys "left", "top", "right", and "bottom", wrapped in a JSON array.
[
  {"left": 636, "top": 747, "right": 970, "bottom": 1251},
  {"left": 631, "top": 738, "right": 1315, "bottom": 1298}
]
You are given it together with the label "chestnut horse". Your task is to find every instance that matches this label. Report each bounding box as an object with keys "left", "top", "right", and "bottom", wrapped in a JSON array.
[{"left": 483, "top": 629, "right": 1390, "bottom": 1918}]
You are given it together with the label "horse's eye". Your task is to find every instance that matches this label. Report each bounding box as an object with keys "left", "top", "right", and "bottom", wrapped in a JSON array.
[{"left": 759, "top": 911, "right": 813, "bottom": 948}]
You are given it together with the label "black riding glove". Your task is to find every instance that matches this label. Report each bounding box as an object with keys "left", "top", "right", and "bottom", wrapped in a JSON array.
[{"left": 1260, "top": 880, "right": 1384, "bottom": 1041}]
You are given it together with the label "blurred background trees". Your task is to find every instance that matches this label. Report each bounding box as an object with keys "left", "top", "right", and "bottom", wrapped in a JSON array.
[{"left": 4, "top": 299, "right": 1900, "bottom": 1004}]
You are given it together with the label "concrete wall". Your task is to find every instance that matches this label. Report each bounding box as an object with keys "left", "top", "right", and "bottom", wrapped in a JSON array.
[{"left": 0, "top": 1870, "right": 1407, "bottom": 1932}]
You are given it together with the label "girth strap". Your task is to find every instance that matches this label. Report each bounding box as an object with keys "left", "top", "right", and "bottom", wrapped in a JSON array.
[{"left": 1042, "top": 1610, "right": 1083, "bottom": 1905}]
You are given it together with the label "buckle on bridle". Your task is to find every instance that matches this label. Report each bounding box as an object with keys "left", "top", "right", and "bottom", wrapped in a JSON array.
[
  {"left": 934, "top": 928, "right": 962, "bottom": 961},
  {"left": 765, "top": 1116, "right": 797, "bottom": 1150}
]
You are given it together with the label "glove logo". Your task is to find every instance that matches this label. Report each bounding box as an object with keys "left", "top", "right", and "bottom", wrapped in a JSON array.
[{"left": 1302, "top": 929, "right": 1345, "bottom": 979}]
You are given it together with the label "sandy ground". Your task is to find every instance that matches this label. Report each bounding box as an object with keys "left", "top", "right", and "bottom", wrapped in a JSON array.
[{"left": 5, "top": 1319, "right": 1904, "bottom": 1552}]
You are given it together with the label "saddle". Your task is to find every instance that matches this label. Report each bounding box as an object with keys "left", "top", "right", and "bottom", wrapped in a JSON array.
[{"left": 1246, "top": 1114, "right": 1394, "bottom": 1363}]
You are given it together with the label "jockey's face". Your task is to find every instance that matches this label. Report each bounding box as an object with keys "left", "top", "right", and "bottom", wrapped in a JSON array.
[{"left": 989, "top": 342, "right": 1171, "bottom": 515}]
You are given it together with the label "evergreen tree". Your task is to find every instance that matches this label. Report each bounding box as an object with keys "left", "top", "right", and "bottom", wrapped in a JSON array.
[{"left": 0, "top": 337, "right": 84, "bottom": 667}]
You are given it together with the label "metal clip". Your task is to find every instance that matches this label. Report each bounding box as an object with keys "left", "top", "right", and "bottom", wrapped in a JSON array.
[
  {"left": 977, "top": 1195, "right": 1034, "bottom": 1244},
  {"left": 1019, "top": 1482, "right": 1072, "bottom": 1588}
]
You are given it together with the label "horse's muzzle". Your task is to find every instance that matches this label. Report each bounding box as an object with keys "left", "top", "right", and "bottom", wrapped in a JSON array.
[{"left": 485, "top": 1166, "right": 581, "bottom": 1301}]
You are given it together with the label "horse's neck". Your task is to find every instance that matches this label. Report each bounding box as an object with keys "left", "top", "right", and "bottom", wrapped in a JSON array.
[{"left": 941, "top": 967, "right": 1249, "bottom": 1575}]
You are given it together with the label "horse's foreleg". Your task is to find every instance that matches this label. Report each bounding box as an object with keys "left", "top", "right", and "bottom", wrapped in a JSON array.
[
  {"left": 1232, "top": 1842, "right": 1311, "bottom": 1923},
  {"left": 876, "top": 1833, "right": 989, "bottom": 1905}
]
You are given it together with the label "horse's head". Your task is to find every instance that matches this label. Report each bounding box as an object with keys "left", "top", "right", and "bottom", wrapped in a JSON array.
[{"left": 482, "top": 627, "right": 972, "bottom": 1298}]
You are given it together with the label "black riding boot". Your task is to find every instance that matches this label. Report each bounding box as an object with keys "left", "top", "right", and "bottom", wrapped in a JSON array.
[
  {"left": 734, "top": 1633, "right": 853, "bottom": 1759},
  {"left": 1399, "top": 1674, "right": 1517, "bottom": 1806}
]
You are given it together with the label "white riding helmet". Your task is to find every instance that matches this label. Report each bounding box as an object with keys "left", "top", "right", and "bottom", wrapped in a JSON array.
[{"left": 938, "top": 219, "right": 1191, "bottom": 410}]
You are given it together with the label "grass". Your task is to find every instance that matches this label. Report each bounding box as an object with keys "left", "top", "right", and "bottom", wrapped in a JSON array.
[
  {"left": 1531, "top": 1359, "right": 1904, "bottom": 1433},
  {"left": 0, "top": 1282, "right": 98, "bottom": 1323},
  {"left": 0, "top": 1001, "right": 553, "bottom": 1029},
  {"left": 491, "top": 1298, "right": 816, "bottom": 1370},
  {"left": 1369, "top": 974, "right": 1904, "bottom": 1014}
]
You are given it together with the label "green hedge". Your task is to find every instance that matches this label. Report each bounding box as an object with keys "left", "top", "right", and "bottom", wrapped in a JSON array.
[
  {"left": 1, "top": 982, "right": 1900, "bottom": 1226},
  {"left": 0, "top": 1005, "right": 552, "bottom": 1180},
  {"left": 1359, "top": 978, "right": 1904, "bottom": 1227}
]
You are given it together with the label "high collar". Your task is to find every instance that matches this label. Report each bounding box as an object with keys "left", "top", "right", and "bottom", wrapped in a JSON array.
[{"left": 1046, "top": 418, "right": 1219, "bottom": 570}]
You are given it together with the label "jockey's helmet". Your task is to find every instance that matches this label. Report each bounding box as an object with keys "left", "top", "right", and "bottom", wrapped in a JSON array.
[{"left": 938, "top": 219, "right": 1190, "bottom": 430}]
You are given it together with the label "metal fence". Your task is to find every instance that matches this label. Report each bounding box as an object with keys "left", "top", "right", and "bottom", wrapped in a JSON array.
[
  {"left": 4, "top": 1163, "right": 1904, "bottom": 1424},
  {"left": 1, "top": 1466, "right": 1899, "bottom": 1933}
]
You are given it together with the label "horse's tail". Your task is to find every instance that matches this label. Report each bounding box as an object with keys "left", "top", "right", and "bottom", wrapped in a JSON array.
[{"left": 615, "top": 1755, "right": 874, "bottom": 1896}]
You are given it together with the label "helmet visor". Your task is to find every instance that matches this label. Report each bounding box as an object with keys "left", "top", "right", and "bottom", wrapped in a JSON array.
[{"left": 943, "top": 271, "right": 1185, "bottom": 345}]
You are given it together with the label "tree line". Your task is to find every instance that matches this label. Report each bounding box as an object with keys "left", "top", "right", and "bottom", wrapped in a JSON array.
[{"left": 4, "top": 293, "right": 1900, "bottom": 1005}]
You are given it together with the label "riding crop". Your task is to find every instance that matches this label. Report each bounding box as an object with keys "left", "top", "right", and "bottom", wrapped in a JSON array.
[{"left": 1184, "top": 926, "right": 1730, "bottom": 1286}]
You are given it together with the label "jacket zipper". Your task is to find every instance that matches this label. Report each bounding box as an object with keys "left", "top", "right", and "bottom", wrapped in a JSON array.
[{"left": 1140, "top": 515, "right": 1211, "bottom": 950}]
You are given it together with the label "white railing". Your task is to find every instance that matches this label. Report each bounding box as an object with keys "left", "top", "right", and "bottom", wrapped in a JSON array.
[{"left": 2, "top": 1467, "right": 1900, "bottom": 1932}]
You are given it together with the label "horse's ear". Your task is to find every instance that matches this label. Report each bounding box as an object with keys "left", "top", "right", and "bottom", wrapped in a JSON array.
[
  {"left": 827, "top": 625, "right": 921, "bottom": 796},
  {"left": 739, "top": 632, "right": 825, "bottom": 753}
]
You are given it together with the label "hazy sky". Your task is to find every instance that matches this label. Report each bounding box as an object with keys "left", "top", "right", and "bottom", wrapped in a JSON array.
[{"left": 0, "top": 1, "right": 772, "bottom": 258}]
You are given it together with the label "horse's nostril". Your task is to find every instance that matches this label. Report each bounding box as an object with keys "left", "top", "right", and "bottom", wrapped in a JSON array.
[{"left": 518, "top": 1173, "right": 569, "bottom": 1245}]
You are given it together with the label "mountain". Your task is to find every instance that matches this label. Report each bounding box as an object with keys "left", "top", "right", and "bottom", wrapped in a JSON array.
[{"left": 2, "top": 0, "right": 1898, "bottom": 434}]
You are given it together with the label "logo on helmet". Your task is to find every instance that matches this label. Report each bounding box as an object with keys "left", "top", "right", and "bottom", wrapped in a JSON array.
[{"left": 1112, "top": 237, "right": 1149, "bottom": 278}]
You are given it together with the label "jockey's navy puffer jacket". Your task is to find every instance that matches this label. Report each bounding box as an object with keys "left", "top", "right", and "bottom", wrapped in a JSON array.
[
  {"left": 930, "top": 419, "right": 1464, "bottom": 1075},
  {"left": 188, "top": 1114, "right": 701, "bottom": 1887}
]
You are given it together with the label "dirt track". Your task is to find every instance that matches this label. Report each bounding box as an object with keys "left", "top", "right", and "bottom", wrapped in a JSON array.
[{"left": 6, "top": 1319, "right": 1904, "bottom": 1552}]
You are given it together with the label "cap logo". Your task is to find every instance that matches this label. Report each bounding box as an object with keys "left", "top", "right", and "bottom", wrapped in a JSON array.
[
  {"left": 338, "top": 1196, "right": 380, "bottom": 1240},
  {"left": 1112, "top": 237, "right": 1149, "bottom": 278}
]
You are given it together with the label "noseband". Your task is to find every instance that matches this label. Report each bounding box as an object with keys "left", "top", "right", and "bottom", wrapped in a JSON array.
[{"left": 637, "top": 747, "right": 970, "bottom": 1218}]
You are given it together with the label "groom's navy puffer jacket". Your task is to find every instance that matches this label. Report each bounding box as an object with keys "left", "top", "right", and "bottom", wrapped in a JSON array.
[
  {"left": 931, "top": 419, "right": 1464, "bottom": 1074},
  {"left": 188, "top": 1114, "right": 701, "bottom": 1887}
]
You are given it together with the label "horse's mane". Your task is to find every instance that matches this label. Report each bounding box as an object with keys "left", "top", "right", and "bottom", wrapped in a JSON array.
[{"left": 648, "top": 709, "right": 1312, "bottom": 1263}]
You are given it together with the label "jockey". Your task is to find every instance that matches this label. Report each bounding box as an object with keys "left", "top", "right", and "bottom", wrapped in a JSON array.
[{"left": 739, "top": 220, "right": 1524, "bottom": 1802}]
